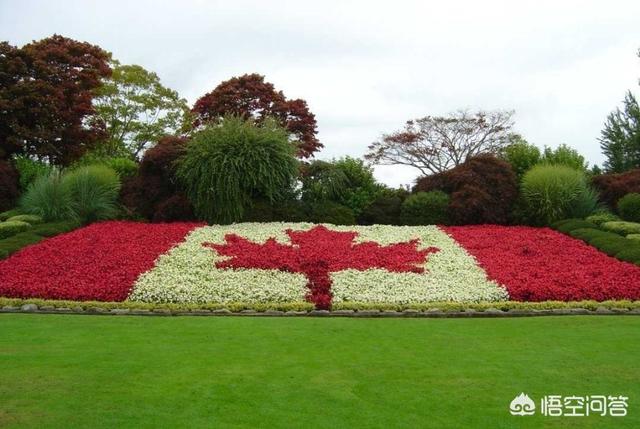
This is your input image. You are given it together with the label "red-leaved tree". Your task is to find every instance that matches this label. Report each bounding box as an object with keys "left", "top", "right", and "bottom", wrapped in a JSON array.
[
  {"left": 192, "top": 73, "right": 321, "bottom": 158},
  {"left": 0, "top": 35, "right": 111, "bottom": 165}
]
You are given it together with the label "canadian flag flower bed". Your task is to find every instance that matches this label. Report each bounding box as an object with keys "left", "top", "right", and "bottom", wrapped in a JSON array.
[{"left": 1, "top": 221, "right": 640, "bottom": 308}]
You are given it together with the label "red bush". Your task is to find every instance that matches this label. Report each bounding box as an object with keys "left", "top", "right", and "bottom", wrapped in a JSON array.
[
  {"left": 0, "top": 160, "right": 20, "bottom": 211},
  {"left": 120, "top": 136, "right": 194, "bottom": 221},
  {"left": 0, "top": 221, "right": 200, "bottom": 301},
  {"left": 415, "top": 155, "right": 518, "bottom": 224},
  {"left": 591, "top": 169, "right": 640, "bottom": 208}
]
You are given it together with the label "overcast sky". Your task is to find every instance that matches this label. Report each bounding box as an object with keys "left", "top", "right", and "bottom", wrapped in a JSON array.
[{"left": 1, "top": 0, "right": 639, "bottom": 186}]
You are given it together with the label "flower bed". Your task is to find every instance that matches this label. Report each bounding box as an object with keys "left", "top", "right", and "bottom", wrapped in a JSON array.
[{"left": 1, "top": 221, "right": 639, "bottom": 308}]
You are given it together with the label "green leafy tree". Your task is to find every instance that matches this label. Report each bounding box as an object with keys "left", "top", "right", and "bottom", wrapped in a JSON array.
[
  {"left": 500, "top": 136, "right": 541, "bottom": 179},
  {"left": 542, "top": 144, "right": 588, "bottom": 171},
  {"left": 600, "top": 91, "right": 640, "bottom": 173},
  {"left": 93, "top": 61, "right": 189, "bottom": 159}
]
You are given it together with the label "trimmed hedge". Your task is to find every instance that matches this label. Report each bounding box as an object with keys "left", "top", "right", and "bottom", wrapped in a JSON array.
[
  {"left": 553, "top": 218, "right": 598, "bottom": 234},
  {"left": 0, "top": 232, "right": 44, "bottom": 259},
  {"left": 6, "top": 214, "right": 43, "bottom": 225},
  {"left": 0, "top": 220, "right": 31, "bottom": 239},
  {"left": 586, "top": 212, "right": 620, "bottom": 226},
  {"left": 601, "top": 221, "right": 640, "bottom": 236},
  {"left": 0, "top": 209, "right": 22, "bottom": 221}
]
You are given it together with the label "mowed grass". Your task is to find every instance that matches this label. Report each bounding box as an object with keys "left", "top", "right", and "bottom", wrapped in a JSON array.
[{"left": 1, "top": 315, "right": 639, "bottom": 428}]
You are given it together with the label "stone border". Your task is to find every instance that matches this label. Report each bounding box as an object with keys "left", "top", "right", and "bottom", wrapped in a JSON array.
[{"left": 2, "top": 303, "right": 640, "bottom": 318}]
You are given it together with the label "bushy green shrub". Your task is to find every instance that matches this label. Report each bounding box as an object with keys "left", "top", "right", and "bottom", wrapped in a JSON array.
[
  {"left": 0, "top": 232, "right": 43, "bottom": 259},
  {"left": 601, "top": 221, "right": 640, "bottom": 236},
  {"left": 0, "top": 220, "right": 31, "bottom": 239},
  {"left": 521, "top": 165, "right": 598, "bottom": 225},
  {"left": 615, "top": 247, "right": 640, "bottom": 265},
  {"left": 568, "top": 228, "right": 613, "bottom": 243},
  {"left": 306, "top": 201, "right": 356, "bottom": 225},
  {"left": 358, "top": 189, "right": 408, "bottom": 225},
  {"left": 553, "top": 219, "right": 597, "bottom": 234},
  {"left": 617, "top": 193, "right": 640, "bottom": 222},
  {"left": 61, "top": 165, "right": 121, "bottom": 224},
  {"left": 177, "top": 116, "right": 298, "bottom": 224},
  {"left": 14, "top": 156, "right": 53, "bottom": 191},
  {"left": 586, "top": 211, "right": 621, "bottom": 226},
  {"left": 589, "top": 235, "right": 632, "bottom": 256},
  {"left": 627, "top": 234, "right": 640, "bottom": 241},
  {"left": 30, "top": 220, "right": 80, "bottom": 237},
  {"left": 102, "top": 157, "right": 138, "bottom": 179},
  {"left": 400, "top": 191, "right": 449, "bottom": 225},
  {"left": 20, "top": 172, "right": 73, "bottom": 221},
  {"left": 0, "top": 209, "right": 22, "bottom": 221},
  {"left": 300, "top": 157, "right": 383, "bottom": 216},
  {"left": 6, "top": 214, "right": 42, "bottom": 225}
]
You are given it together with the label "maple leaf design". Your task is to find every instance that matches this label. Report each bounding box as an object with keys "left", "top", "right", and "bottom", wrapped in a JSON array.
[{"left": 205, "top": 225, "right": 439, "bottom": 309}]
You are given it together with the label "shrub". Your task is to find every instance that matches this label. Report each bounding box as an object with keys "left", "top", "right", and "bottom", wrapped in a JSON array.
[
  {"left": 30, "top": 220, "right": 80, "bottom": 237},
  {"left": 627, "top": 234, "right": 640, "bottom": 241},
  {"left": 6, "top": 214, "right": 42, "bottom": 225},
  {"left": 591, "top": 169, "right": 640, "bottom": 208},
  {"left": 521, "top": 165, "right": 598, "bottom": 225},
  {"left": 177, "top": 116, "right": 298, "bottom": 224},
  {"left": 414, "top": 155, "right": 518, "bottom": 225},
  {"left": 358, "top": 190, "right": 408, "bottom": 225},
  {"left": 0, "top": 220, "right": 31, "bottom": 239},
  {"left": 568, "top": 228, "right": 613, "bottom": 243},
  {"left": 589, "top": 235, "right": 632, "bottom": 256},
  {"left": 553, "top": 219, "right": 598, "bottom": 234},
  {"left": 103, "top": 157, "right": 138, "bottom": 179},
  {"left": 306, "top": 201, "right": 356, "bottom": 225},
  {"left": 300, "top": 157, "right": 382, "bottom": 216},
  {"left": 601, "top": 221, "right": 640, "bottom": 236},
  {"left": 0, "top": 209, "right": 22, "bottom": 221},
  {"left": 501, "top": 140, "right": 541, "bottom": 179},
  {"left": 586, "top": 211, "right": 621, "bottom": 226},
  {"left": 14, "top": 156, "right": 53, "bottom": 192},
  {"left": 400, "top": 191, "right": 449, "bottom": 225},
  {"left": 61, "top": 165, "right": 121, "bottom": 224},
  {"left": 0, "top": 232, "right": 43, "bottom": 259},
  {"left": 120, "top": 136, "right": 190, "bottom": 221},
  {"left": 0, "top": 160, "right": 20, "bottom": 212},
  {"left": 20, "top": 172, "right": 73, "bottom": 221},
  {"left": 616, "top": 247, "right": 640, "bottom": 265},
  {"left": 617, "top": 193, "right": 640, "bottom": 222},
  {"left": 152, "top": 194, "right": 195, "bottom": 223}
]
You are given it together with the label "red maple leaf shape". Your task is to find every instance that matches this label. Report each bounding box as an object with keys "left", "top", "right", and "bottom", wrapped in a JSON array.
[{"left": 205, "top": 225, "right": 439, "bottom": 309}]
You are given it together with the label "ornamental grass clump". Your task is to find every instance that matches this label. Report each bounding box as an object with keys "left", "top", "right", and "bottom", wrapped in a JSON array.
[
  {"left": 20, "top": 171, "right": 73, "bottom": 222},
  {"left": 62, "top": 165, "right": 121, "bottom": 224},
  {"left": 177, "top": 116, "right": 298, "bottom": 224},
  {"left": 521, "top": 165, "right": 598, "bottom": 225}
]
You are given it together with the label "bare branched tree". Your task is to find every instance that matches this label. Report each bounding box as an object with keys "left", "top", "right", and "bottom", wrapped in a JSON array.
[{"left": 365, "top": 110, "right": 515, "bottom": 175}]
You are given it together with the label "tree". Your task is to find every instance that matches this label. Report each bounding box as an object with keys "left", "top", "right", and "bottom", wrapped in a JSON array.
[
  {"left": 600, "top": 91, "right": 640, "bottom": 173},
  {"left": 0, "top": 35, "right": 111, "bottom": 165},
  {"left": 192, "top": 73, "right": 321, "bottom": 158},
  {"left": 500, "top": 136, "right": 541, "bottom": 179},
  {"left": 93, "top": 61, "right": 189, "bottom": 159},
  {"left": 366, "top": 110, "right": 514, "bottom": 175},
  {"left": 541, "top": 143, "right": 588, "bottom": 171}
]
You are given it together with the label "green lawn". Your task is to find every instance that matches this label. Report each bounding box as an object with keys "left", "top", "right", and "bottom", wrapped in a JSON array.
[{"left": 0, "top": 315, "right": 638, "bottom": 428}]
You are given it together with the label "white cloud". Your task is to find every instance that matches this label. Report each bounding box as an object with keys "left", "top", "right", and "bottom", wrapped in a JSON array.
[{"left": 1, "top": 0, "right": 639, "bottom": 186}]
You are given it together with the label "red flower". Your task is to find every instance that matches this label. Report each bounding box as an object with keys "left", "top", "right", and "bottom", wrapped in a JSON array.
[
  {"left": 443, "top": 225, "right": 640, "bottom": 301},
  {"left": 207, "top": 225, "right": 438, "bottom": 309},
  {"left": 0, "top": 221, "right": 200, "bottom": 301}
]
